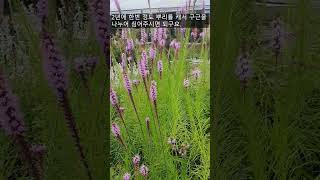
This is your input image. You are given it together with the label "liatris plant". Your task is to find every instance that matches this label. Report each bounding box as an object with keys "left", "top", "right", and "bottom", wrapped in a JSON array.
[
  {"left": 40, "top": 30, "right": 92, "bottom": 180},
  {"left": 149, "top": 47, "right": 156, "bottom": 72},
  {"left": 139, "top": 164, "right": 149, "bottom": 179},
  {"left": 271, "top": 16, "right": 283, "bottom": 65},
  {"left": 123, "top": 173, "right": 131, "bottom": 180},
  {"left": 132, "top": 154, "right": 141, "bottom": 179},
  {"left": 111, "top": 122, "right": 126, "bottom": 148},
  {"left": 139, "top": 58, "right": 149, "bottom": 97},
  {"left": 88, "top": 0, "right": 109, "bottom": 65},
  {"left": 74, "top": 57, "right": 99, "bottom": 96},
  {"left": 235, "top": 51, "right": 252, "bottom": 88},
  {"left": 140, "top": 28, "right": 148, "bottom": 46},
  {"left": 110, "top": 88, "right": 129, "bottom": 135},
  {"left": 157, "top": 60, "right": 163, "bottom": 79},
  {"left": 122, "top": 72, "right": 144, "bottom": 138},
  {"left": 0, "top": 69, "right": 42, "bottom": 180}
]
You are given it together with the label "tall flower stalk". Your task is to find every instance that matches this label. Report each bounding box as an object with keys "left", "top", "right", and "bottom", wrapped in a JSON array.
[
  {"left": 40, "top": 30, "right": 92, "bottom": 180},
  {"left": 0, "top": 69, "right": 42, "bottom": 180},
  {"left": 149, "top": 80, "right": 162, "bottom": 138},
  {"left": 88, "top": 0, "right": 109, "bottom": 67},
  {"left": 110, "top": 88, "right": 130, "bottom": 136},
  {"left": 111, "top": 122, "right": 126, "bottom": 148},
  {"left": 122, "top": 72, "right": 145, "bottom": 139}
]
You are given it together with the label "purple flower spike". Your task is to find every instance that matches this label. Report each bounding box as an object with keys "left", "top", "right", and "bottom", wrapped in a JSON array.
[
  {"left": 88, "top": 0, "right": 109, "bottom": 64},
  {"left": 152, "top": 28, "right": 158, "bottom": 43},
  {"left": 141, "top": 51, "right": 148, "bottom": 62},
  {"left": 36, "top": 0, "right": 49, "bottom": 24},
  {"left": 0, "top": 72, "right": 25, "bottom": 137},
  {"left": 159, "top": 39, "right": 166, "bottom": 48},
  {"left": 139, "top": 59, "right": 147, "bottom": 79},
  {"left": 132, "top": 154, "right": 141, "bottom": 166},
  {"left": 123, "top": 173, "right": 131, "bottom": 180},
  {"left": 157, "top": 60, "right": 163, "bottom": 75},
  {"left": 200, "top": 31, "right": 205, "bottom": 38},
  {"left": 150, "top": 81, "right": 157, "bottom": 102},
  {"left": 121, "top": 53, "right": 126, "bottom": 70},
  {"left": 149, "top": 47, "right": 156, "bottom": 60},
  {"left": 111, "top": 122, "right": 121, "bottom": 137},
  {"left": 235, "top": 52, "right": 252, "bottom": 86},
  {"left": 123, "top": 73, "right": 132, "bottom": 93},
  {"left": 110, "top": 88, "right": 119, "bottom": 107},
  {"left": 170, "top": 39, "right": 177, "bottom": 48},
  {"left": 140, "top": 28, "right": 148, "bottom": 45},
  {"left": 126, "top": 39, "right": 134, "bottom": 52},
  {"left": 41, "top": 31, "right": 68, "bottom": 101},
  {"left": 140, "top": 165, "right": 149, "bottom": 177}
]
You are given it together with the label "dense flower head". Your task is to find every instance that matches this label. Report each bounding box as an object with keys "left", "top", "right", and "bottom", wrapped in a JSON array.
[
  {"left": 111, "top": 122, "right": 121, "bottom": 137},
  {"left": 191, "top": 28, "right": 199, "bottom": 40},
  {"left": 170, "top": 39, "right": 177, "bottom": 48},
  {"left": 235, "top": 52, "right": 252, "bottom": 84},
  {"left": 271, "top": 16, "right": 283, "bottom": 57},
  {"left": 139, "top": 58, "right": 147, "bottom": 79},
  {"left": 149, "top": 81, "right": 157, "bottom": 102},
  {"left": 41, "top": 30, "right": 68, "bottom": 99},
  {"left": 110, "top": 88, "right": 119, "bottom": 106},
  {"left": 139, "top": 165, "right": 149, "bottom": 177},
  {"left": 140, "top": 28, "right": 148, "bottom": 45},
  {"left": 149, "top": 47, "right": 156, "bottom": 60},
  {"left": 174, "top": 42, "right": 180, "bottom": 51},
  {"left": 88, "top": 0, "right": 109, "bottom": 59},
  {"left": 36, "top": 0, "right": 49, "bottom": 24},
  {"left": 141, "top": 50, "right": 148, "bottom": 61},
  {"left": 180, "top": 28, "right": 186, "bottom": 35},
  {"left": 0, "top": 72, "right": 25, "bottom": 136},
  {"left": 123, "top": 173, "right": 130, "bottom": 180},
  {"left": 126, "top": 39, "right": 134, "bottom": 52},
  {"left": 123, "top": 73, "right": 132, "bottom": 93},
  {"left": 152, "top": 28, "right": 158, "bottom": 43},
  {"left": 132, "top": 154, "right": 141, "bottom": 166},
  {"left": 200, "top": 31, "right": 205, "bottom": 38},
  {"left": 121, "top": 53, "right": 126, "bottom": 70},
  {"left": 159, "top": 39, "right": 166, "bottom": 48},
  {"left": 157, "top": 60, "right": 163, "bottom": 73}
]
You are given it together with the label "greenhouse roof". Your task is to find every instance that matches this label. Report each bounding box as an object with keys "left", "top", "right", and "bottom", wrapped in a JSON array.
[{"left": 110, "top": 0, "right": 210, "bottom": 11}]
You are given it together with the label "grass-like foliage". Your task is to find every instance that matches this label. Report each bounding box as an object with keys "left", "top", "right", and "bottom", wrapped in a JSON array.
[
  {"left": 0, "top": 0, "right": 107, "bottom": 179},
  {"left": 109, "top": 19, "right": 210, "bottom": 180},
  {"left": 212, "top": 0, "right": 320, "bottom": 179}
]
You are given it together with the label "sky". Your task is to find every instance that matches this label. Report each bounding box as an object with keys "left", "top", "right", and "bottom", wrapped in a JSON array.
[{"left": 111, "top": 0, "right": 210, "bottom": 11}]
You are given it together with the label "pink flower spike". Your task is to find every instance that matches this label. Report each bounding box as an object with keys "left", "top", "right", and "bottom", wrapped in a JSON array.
[
  {"left": 111, "top": 122, "right": 121, "bottom": 137},
  {"left": 110, "top": 88, "right": 119, "bottom": 106},
  {"left": 150, "top": 81, "right": 157, "bottom": 102},
  {"left": 123, "top": 173, "right": 130, "bottom": 180},
  {"left": 139, "top": 165, "right": 149, "bottom": 177},
  {"left": 132, "top": 154, "right": 141, "bottom": 166}
]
